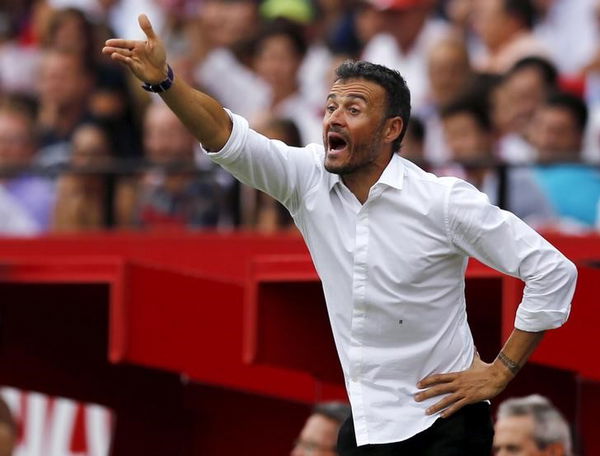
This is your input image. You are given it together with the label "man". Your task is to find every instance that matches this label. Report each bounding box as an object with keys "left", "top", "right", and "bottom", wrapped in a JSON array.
[
  {"left": 361, "top": 0, "right": 450, "bottom": 112},
  {"left": 472, "top": 0, "right": 549, "bottom": 74},
  {"left": 0, "top": 99, "right": 55, "bottom": 232},
  {"left": 103, "top": 15, "right": 577, "bottom": 454},
  {"left": 493, "top": 57, "right": 559, "bottom": 163},
  {"left": 493, "top": 394, "right": 572, "bottom": 455},
  {"left": 439, "top": 95, "right": 555, "bottom": 226},
  {"left": 292, "top": 402, "right": 352, "bottom": 456},
  {"left": 116, "top": 103, "right": 224, "bottom": 229},
  {"left": 528, "top": 92, "right": 600, "bottom": 228}
]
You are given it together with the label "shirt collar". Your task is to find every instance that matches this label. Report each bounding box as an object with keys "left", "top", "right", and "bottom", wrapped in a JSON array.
[{"left": 328, "top": 153, "right": 405, "bottom": 191}]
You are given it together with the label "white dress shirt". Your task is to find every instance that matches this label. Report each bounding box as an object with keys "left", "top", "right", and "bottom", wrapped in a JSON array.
[{"left": 206, "top": 112, "right": 577, "bottom": 446}]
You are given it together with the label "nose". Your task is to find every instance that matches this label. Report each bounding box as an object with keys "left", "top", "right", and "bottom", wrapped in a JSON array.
[{"left": 326, "top": 107, "right": 345, "bottom": 128}]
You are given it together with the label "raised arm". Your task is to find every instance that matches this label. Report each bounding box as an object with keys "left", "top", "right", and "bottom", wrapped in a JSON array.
[{"left": 102, "top": 14, "right": 231, "bottom": 150}]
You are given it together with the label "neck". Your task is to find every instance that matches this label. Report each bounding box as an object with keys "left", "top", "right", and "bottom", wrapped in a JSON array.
[{"left": 342, "top": 152, "right": 393, "bottom": 204}]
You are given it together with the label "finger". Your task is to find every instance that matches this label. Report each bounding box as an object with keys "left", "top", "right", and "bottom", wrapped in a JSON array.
[
  {"left": 426, "top": 394, "right": 461, "bottom": 415},
  {"left": 105, "top": 38, "right": 139, "bottom": 49},
  {"left": 138, "top": 14, "right": 156, "bottom": 40},
  {"left": 439, "top": 398, "right": 468, "bottom": 418},
  {"left": 110, "top": 52, "right": 133, "bottom": 66},
  {"left": 102, "top": 46, "right": 133, "bottom": 57},
  {"left": 417, "top": 373, "right": 456, "bottom": 388},
  {"left": 414, "top": 383, "right": 455, "bottom": 402}
]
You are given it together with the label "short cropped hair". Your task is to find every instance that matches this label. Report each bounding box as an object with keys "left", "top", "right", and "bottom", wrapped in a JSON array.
[
  {"left": 506, "top": 56, "right": 558, "bottom": 90},
  {"left": 335, "top": 60, "right": 411, "bottom": 152},
  {"left": 545, "top": 91, "right": 588, "bottom": 132},
  {"left": 313, "top": 401, "right": 352, "bottom": 425},
  {"left": 440, "top": 95, "right": 492, "bottom": 132},
  {"left": 503, "top": 0, "right": 537, "bottom": 29},
  {"left": 497, "top": 394, "right": 572, "bottom": 455}
]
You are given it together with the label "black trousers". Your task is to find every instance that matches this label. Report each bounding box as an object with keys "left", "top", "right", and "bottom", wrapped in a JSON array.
[{"left": 337, "top": 402, "right": 494, "bottom": 456}]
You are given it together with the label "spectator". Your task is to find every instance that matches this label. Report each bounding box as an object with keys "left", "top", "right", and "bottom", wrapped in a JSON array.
[
  {"left": 251, "top": 20, "right": 322, "bottom": 145},
  {"left": 493, "top": 394, "right": 572, "bottom": 456},
  {"left": 421, "top": 36, "right": 474, "bottom": 164},
  {"left": 52, "top": 121, "right": 113, "bottom": 231},
  {"left": 0, "top": 397, "right": 15, "bottom": 456},
  {"left": 116, "top": 102, "right": 222, "bottom": 230},
  {"left": 533, "top": 0, "right": 598, "bottom": 75},
  {"left": 400, "top": 117, "right": 427, "bottom": 168},
  {"left": 529, "top": 92, "right": 600, "bottom": 228},
  {"left": 36, "top": 48, "right": 95, "bottom": 167},
  {"left": 249, "top": 116, "right": 302, "bottom": 232},
  {"left": 0, "top": 97, "right": 55, "bottom": 232},
  {"left": 291, "top": 402, "right": 351, "bottom": 456},
  {"left": 472, "top": 0, "right": 549, "bottom": 74},
  {"left": 493, "top": 56, "right": 559, "bottom": 163},
  {"left": 361, "top": 0, "right": 450, "bottom": 111},
  {"left": 440, "top": 95, "right": 555, "bottom": 225}
]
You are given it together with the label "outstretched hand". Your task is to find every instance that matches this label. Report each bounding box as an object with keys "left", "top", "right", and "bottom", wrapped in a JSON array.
[
  {"left": 102, "top": 14, "right": 167, "bottom": 84},
  {"left": 414, "top": 354, "right": 510, "bottom": 418}
]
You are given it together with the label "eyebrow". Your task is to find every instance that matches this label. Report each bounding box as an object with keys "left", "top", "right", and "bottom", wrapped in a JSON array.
[{"left": 326, "top": 93, "right": 368, "bottom": 103}]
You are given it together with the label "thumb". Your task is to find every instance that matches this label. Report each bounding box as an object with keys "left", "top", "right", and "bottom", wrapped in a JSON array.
[{"left": 138, "top": 14, "right": 156, "bottom": 40}]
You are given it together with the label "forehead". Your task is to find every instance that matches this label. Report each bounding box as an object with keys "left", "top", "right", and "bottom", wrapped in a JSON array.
[
  {"left": 329, "top": 78, "right": 386, "bottom": 104},
  {"left": 495, "top": 415, "right": 535, "bottom": 442}
]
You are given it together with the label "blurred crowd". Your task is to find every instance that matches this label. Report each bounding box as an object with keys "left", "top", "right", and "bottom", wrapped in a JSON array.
[{"left": 1, "top": 0, "right": 600, "bottom": 235}]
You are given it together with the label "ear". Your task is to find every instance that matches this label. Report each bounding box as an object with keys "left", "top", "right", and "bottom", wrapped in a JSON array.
[{"left": 383, "top": 117, "right": 403, "bottom": 146}]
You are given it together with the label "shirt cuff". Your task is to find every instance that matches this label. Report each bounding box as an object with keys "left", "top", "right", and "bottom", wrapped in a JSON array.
[
  {"left": 202, "top": 109, "right": 249, "bottom": 164},
  {"left": 515, "top": 308, "right": 570, "bottom": 332}
]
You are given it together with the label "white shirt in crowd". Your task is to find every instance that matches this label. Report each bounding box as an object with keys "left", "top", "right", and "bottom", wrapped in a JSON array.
[
  {"left": 206, "top": 111, "right": 577, "bottom": 446},
  {"left": 361, "top": 20, "right": 449, "bottom": 113}
]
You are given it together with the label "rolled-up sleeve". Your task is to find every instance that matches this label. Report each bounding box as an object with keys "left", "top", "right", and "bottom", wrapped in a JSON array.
[
  {"left": 202, "top": 110, "right": 321, "bottom": 213},
  {"left": 445, "top": 179, "right": 577, "bottom": 331}
]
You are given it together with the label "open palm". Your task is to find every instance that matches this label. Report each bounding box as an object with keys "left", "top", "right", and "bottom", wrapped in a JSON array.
[{"left": 102, "top": 14, "right": 167, "bottom": 84}]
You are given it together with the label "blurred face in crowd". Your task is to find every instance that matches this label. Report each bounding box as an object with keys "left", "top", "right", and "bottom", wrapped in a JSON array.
[
  {"left": 354, "top": 4, "right": 384, "bottom": 45},
  {"left": 254, "top": 34, "right": 302, "bottom": 96},
  {"left": 0, "top": 110, "right": 36, "bottom": 169},
  {"left": 199, "top": 0, "right": 257, "bottom": 48},
  {"left": 493, "top": 415, "right": 565, "bottom": 456},
  {"left": 442, "top": 111, "right": 493, "bottom": 163},
  {"left": 47, "top": 9, "right": 91, "bottom": 55},
  {"left": 38, "top": 51, "right": 92, "bottom": 109},
  {"left": 427, "top": 39, "right": 471, "bottom": 106},
  {"left": 529, "top": 106, "right": 582, "bottom": 162},
  {"left": 71, "top": 124, "right": 112, "bottom": 169},
  {"left": 472, "top": 0, "right": 513, "bottom": 51},
  {"left": 144, "top": 104, "right": 195, "bottom": 165},
  {"left": 291, "top": 413, "right": 339, "bottom": 456},
  {"left": 496, "top": 68, "right": 548, "bottom": 134},
  {"left": 446, "top": 0, "right": 475, "bottom": 30},
  {"left": 382, "top": 4, "right": 431, "bottom": 50}
]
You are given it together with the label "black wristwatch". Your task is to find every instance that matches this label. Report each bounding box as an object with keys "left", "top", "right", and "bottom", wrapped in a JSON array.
[{"left": 141, "top": 64, "right": 174, "bottom": 93}]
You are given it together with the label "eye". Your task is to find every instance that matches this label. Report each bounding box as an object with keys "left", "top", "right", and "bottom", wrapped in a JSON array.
[
  {"left": 349, "top": 107, "right": 360, "bottom": 115},
  {"left": 326, "top": 105, "right": 336, "bottom": 113}
]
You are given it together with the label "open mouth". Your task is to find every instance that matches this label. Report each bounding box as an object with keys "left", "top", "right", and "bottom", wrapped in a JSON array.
[{"left": 327, "top": 132, "right": 348, "bottom": 153}]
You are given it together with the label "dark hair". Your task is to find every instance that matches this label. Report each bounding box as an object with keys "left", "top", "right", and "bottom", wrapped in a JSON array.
[
  {"left": 545, "top": 91, "right": 588, "bottom": 132},
  {"left": 440, "top": 95, "right": 493, "bottom": 132},
  {"left": 503, "top": 0, "right": 537, "bottom": 29},
  {"left": 506, "top": 56, "right": 558, "bottom": 90},
  {"left": 266, "top": 117, "right": 302, "bottom": 147},
  {"left": 334, "top": 60, "right": 411, "bottom": 152},
  {"left": 313, "top": 401, "right": 352, "bottom": 425},
  {"left": 255, "top": 18, "right": 307, "bottom": 59},
  {"left": 406, "top": 117, "right": 425, "bottom": 142}
]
